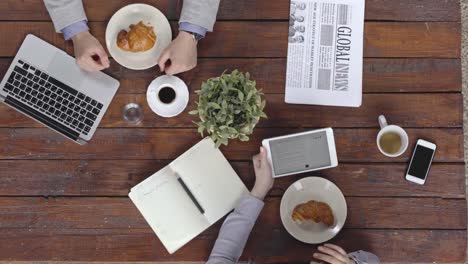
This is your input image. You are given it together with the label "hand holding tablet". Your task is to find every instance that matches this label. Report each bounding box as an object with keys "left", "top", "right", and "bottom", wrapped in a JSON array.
[{"left": 262, "top": 128, "right": 338, "bottom": 178}]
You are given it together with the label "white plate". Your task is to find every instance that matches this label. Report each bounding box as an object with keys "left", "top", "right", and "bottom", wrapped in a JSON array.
[
  {"left": 147, "top": 75, "right": 189, "bottom": 118},
  {"left": 280, "top": 177, "right": 347, "bottom": 244},
  {"left": 105, "top": 4, "right": 172, "bottom": 70}
]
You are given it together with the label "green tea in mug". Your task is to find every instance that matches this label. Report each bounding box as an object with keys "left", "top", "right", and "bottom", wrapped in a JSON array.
[{"left": 379, "top": 132, "right": 402, "bottom": 154}]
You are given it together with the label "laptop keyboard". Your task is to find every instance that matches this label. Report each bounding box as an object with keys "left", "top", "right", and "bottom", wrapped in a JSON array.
[{"left": 2, "top": 60, "right": 104, "bottom": 135}]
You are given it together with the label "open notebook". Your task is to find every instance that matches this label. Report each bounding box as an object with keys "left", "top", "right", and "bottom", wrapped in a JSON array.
[{"left": 129, "top": 137, "right": 249, "bottom": 254}]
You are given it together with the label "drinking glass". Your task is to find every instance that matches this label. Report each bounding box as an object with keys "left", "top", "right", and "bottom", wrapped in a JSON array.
[{"left": 123, "top": 103, "right": 143, "bottom": 125}]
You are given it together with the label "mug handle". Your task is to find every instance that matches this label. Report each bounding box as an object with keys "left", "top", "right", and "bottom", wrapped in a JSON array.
[{"left": 378, "top": 115, "right": 388, "bottom": 129}]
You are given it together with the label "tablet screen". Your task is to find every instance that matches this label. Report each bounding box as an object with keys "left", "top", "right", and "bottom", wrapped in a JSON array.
[{"left": 269, "top": 131, "right": 331, "bottom": 175}]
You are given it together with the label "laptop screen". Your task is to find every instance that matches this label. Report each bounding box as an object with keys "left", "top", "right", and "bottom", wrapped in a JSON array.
[{"left": 269, "top": 131, "right": 331, "bottom": 175}]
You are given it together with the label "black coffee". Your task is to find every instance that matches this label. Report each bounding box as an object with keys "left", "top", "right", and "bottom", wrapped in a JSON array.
[{"left": 158, "top": 87, "right": 176, "bottom": 104}]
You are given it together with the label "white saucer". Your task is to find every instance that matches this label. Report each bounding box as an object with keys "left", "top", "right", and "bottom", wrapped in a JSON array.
[
  {"left": 280, "top": 177, "right": 347, "bottom": 244},
  {"left": 105, "top": 4, "right": 172, "bottom": 70},
  {"left": 146, "top": 75, "right": 189, "bottom": 118}
]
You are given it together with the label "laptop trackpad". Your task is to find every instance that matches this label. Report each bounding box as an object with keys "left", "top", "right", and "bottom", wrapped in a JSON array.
[{"left": 47, "top": 53, "right": 84, "bottom": 88}]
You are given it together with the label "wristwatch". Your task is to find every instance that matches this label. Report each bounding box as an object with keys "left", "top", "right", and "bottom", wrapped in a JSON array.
[{"left": 183, "top": 31, "right": 204, "bottom": 42}]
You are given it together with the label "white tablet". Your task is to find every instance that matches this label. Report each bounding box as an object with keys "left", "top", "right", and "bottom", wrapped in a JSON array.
[{"left": 262, "top": 128, "right": 338, "bottom": 178}]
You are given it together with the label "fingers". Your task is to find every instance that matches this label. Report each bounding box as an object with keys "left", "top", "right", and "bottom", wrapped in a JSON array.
[
  {"left": 76, "top": 57, "right": 96, "bottom": 72},
  {"left": 165, "top": 64, "right": 183, "bottom": 76},
  {"left": 259, "top": 146, "right": 267, "bottom": 160},
  {"left": 76, "top": 47, "right": 109, "bottom": 72},
  {"left": 318, "top": 246, "right": 348, "bottom": 262},
  {"left": 89, "top": 47, "right": 109, "bottom": 70},
  {"left": 72, "top": 32, "right": 110, "bottom": 72},
  {"left": 157, "top": 38, "right": 197, "bottom": 75},
  {"left": 252, "top": 154, "right": 260, "bottom": 170},
  {"left": 165, "top": 58, "right": 197, "bottom": 75},
  {"left": 77, "top": 56, "right": 105, "bottom": 72},
  {"left": 252, "top": 158, "right": 260, "bottom": 170},
  {"left": 324, "top": 244, "right": 347, "bottom": 256},
  {"left": 313, "top": 253, "right": 343, "bottom": 264},
  {"left": 94, "top": 47, "right": 110, "bottom": 68},
  {"left": 158, "top": 48, "right": 171, "bottom": 72},
  {"left": 253, "top": 147, "right": 265, "bottom": 169}
]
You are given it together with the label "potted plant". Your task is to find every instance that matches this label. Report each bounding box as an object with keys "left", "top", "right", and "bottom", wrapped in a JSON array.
[{"left": 189, "top": 70, "right": 267, "bottom": 148}]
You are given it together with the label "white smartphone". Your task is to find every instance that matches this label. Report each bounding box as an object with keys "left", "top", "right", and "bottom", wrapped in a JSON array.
[
  {"left": 405, "top": 139, "right": 436, "bottom": 185},
  {"left": 262, "top": 128, "right": 338, "bottom": 178}
]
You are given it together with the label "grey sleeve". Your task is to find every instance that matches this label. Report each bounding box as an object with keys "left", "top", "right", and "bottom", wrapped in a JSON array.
[
  {"left": 179, "top": 0, "right": 220, "bottom": 32},
  {"left": 349, "top": 250, "right": 380, "bottom": 264},
  {"left": 206, "top": 194, "right": 264, "bottom": 264},
  {"left": 43, "top": 0, "right": 87, "bottom": 32}
]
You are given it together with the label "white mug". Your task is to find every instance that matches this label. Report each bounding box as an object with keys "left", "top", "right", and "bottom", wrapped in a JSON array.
[{"left": 376, "top": 115, "right": 409, "bottom": 157}]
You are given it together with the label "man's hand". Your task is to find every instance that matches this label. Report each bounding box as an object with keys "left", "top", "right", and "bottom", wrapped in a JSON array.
[
  {"left": 313, "top": 244, "right": 354, "bottom": 264},
  {"left": 158, "top": 31, "right": 197, "bottom": 75},
  {"left": 72, "top": 31, "right": 110, "bottom": 72},
  {"left": 251, "top": 147, "right": 274, "bottom": 200}
]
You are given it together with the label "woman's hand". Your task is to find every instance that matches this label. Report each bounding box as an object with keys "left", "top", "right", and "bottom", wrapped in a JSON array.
[
  {"left": 72, "top": 31, "right": 110, "bottom": 72},
  {"left": 251, "top": 147, "right": 274, "bottom": 200},
  {"left": 158, "top": 31, "right": 198, "bottom": 75},
  {"left": 313, "top": 244, "right": 354, "bottom": 264}
]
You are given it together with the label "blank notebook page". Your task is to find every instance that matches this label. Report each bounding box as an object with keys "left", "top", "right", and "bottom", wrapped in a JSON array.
[
  {"left": 171, "top": 138, "right": 249, "bottom": 223},
  {"left": 129, "top": 166, "right": 209, "bottom": 253}
]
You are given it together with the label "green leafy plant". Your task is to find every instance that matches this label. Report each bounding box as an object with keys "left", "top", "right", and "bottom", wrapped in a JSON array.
[{"left": 189, "top": 70, "right": 267, "bottom": 148}]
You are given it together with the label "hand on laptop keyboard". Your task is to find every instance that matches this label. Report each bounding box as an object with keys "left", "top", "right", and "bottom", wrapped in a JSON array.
[{"left": 71, "top": 31, "right": 110, "bottom": 72}]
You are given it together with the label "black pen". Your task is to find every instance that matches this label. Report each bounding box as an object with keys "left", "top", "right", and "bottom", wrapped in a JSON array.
[{"left": 176, "top": 173, "right": 205, "bottom": 214}]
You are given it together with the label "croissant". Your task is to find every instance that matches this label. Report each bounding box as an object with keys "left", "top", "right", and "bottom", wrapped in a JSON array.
[
  {"left": 292, "top": 200, "right": 334, "bottom": 226},
  {"left": 117, "top": 21, "right": 156, "bottom": 52}
]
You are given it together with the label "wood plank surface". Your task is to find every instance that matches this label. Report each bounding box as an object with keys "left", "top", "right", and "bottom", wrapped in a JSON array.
[
  {"left": 0, "top": 58, "right": 461, "bottom": 93},
  {"left": 249, "top": 229, "right": 466, "bottom": 263},
  {"left": 0, "top": 0, "right": 465, "bottom": 263},
  {"left": 113, "top": 58, "right": 463, "bottom": 94},
  {"left": 0, "top": 94, "right": 462, "bottom": 128},
  {"left": 0, "top": 197, "right": 464, "bottom": 229},
  {"left": 0, "top": 161, "right": 464, "bottom": 198},
  {"left": 0, "top": 263, "right": 202, "bottom": 264},
  {"left": 0, "top": 229, "right": 464, "bottom": 263},
  {"left": 0, "top": 0, "right": 460, "bottom": 22},
  {"left": 0, "top": 22, "right": 460, "bottom": 58},
  {"left": 0, "top": 263, "right": 203, "bottom": 264},
  {"left": 0, "top": 128, "right": 462, "bottom": 162}
]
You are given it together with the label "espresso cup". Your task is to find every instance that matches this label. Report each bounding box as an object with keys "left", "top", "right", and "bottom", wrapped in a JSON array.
[
  {"left": 376, "top": 115, "right": 409, "bottom": 157},
  {"left": 156, "top": 85, "right": 177, "bottom": 105},
  {"left": 146, "top": 75, "right": 189, "bottom": 118}
]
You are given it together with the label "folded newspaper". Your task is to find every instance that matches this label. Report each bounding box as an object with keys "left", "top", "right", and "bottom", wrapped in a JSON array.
[{"left": 285, "top": 0, "right": 365, "bottom": 107}]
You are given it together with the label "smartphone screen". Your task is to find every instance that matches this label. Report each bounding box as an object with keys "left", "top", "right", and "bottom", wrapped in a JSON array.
[{"left": 408, "top": 145, "right": 435, "bottom": 179}]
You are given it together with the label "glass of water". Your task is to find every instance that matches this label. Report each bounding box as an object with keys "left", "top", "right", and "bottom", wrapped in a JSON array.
[{"left": 123, "top": 103, "right": 143, "bottom": 125}]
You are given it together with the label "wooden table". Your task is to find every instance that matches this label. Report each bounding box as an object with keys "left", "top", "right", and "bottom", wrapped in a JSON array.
[{"left": 0, "top": 0, "right": 466, "bottom": 263}]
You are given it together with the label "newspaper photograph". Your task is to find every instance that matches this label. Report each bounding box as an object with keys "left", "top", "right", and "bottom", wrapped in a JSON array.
[{"left": 285, "top": 0, "right": 365, "bottom": 107}]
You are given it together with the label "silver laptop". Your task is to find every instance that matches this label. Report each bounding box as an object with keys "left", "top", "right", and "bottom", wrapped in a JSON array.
[{"left": 0, "top": 34, "right": 120, "bottom": 145}]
